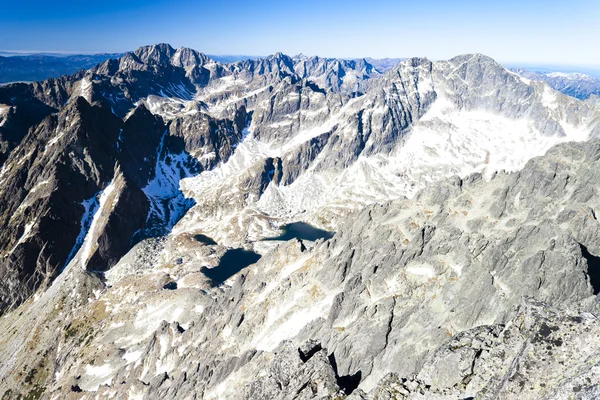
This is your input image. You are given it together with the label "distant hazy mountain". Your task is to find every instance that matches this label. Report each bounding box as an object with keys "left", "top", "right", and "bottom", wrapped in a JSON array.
[
  {"left": 364, "top": 57, "right": 406, "bottom": 72},
  {"left": 208, "top": 54, "right": 258, "bottom": 63},
  {"left": 0, "top": 53, "right": 122, "bottom": 83},
  {"left": 511, "top": 68, "right": 600, "bottom": 100},
  {"left": 0, "top": 51, "right": 409, "bottom": 84}
]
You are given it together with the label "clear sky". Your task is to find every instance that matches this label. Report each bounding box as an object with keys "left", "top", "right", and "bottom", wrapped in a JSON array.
[{"left": 1, "top": 0, "right": 599, "bottom": 66}]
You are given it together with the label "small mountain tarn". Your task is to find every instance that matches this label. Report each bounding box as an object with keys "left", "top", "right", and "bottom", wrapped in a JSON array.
[
  {"left": 264, "top": 222, "right": 334, "bottom": 242},
  {"left": 201, "top": 248, "right": 261, "bottom": 284},
  {"left": 199, "top": 223, "right": 333, "bottom": 286}
]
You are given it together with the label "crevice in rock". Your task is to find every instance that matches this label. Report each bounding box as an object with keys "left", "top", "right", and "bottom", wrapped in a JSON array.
[
  {"left": 294, "top": 380, "right": 308, "bottom": 395},
  {"left": 337, "top": 370, "right": 362, "bottom": 395},
  {"left": 327, "top": 352, "right": 362, "bottom": 394},
  {"left": 298, "top": 343, "right": 322, "bottom": 362},
  {"left": 461, "top": 348, "right": 483, "bottom": 388},
  {"left": 580, "top": 244, "right": 600, "bottom": 295},
  {"left": 383, "top": 297, "right": 397, "bottom": 350}
]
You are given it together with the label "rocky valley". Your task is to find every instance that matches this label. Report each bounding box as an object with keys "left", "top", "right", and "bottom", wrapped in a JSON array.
[{"left": 1, "top": 44, "right": 600, "bottom": 399}]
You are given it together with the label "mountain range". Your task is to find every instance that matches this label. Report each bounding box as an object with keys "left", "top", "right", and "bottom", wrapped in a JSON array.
[
  {"left": 510, "top": 68, "right": 600, "bottom": 100},
  {"left": 1, "top": 43, "right": 600, "bottom": 399},
  {"left": 0, "top": 53, "right": 124, "bottom": 84},
  {"left": 3, "top": 51, "right": 600, "bottom": 101}
]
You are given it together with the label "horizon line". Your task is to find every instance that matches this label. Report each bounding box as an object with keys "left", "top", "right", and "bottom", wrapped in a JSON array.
[{"left": 2, "top": 48, "right": 600, "bottom": 71}]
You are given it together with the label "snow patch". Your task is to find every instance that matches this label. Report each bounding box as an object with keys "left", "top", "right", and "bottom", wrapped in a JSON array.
[
  {"left": 406, "top": 265, "right": 436, "bottom": 278},
  {"left": 0, "top": 104, "right": 9, "bottom": 127},
  {"left": 78, "top": 181, "right": 118, "bottom": 269},
  {"left": 45, "top": 131, "right": 66, "bottom": 151},
  {"left": 142, "top": 130, "right": 197, "bottom": 237},
  {"left": 9, "top": 221, "right": 35, "bottom": 254},
  {"left": 123, "top": 350, "right": 144, "bottom": 364},
  {"left": 83, "top": 363, "right": 114, "bottom": 391},
  {"left": 194, "top": 304, "right": 205, "bottom": 313},
  {"left": 62, "top": 191, "right": 102, "bottom": 269},
  {"left": 28, "top": 180, "right": 50, "bottom": 193},
  {"left": 542, "top": 85, "right": 559, "bottom": 110},
  {"left": 79, "top": 78, "right": 93, "bottom": 101},
  {"left": 253, "top": 290, "right": 338, "bottom": 352}
]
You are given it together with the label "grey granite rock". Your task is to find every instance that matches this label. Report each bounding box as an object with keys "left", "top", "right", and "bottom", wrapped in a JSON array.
[{"left": 1, "top": 45, "right": 600, "bottom": 400}]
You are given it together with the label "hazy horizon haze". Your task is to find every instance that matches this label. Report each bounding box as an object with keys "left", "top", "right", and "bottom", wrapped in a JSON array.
[{"left": 2, "top": 0, "right": 599, "bottom": 67}]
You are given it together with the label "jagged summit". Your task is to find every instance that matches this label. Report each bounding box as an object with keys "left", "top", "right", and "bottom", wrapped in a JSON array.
[
  {"left": 134, "top": 43, "right": 177, "bottom": 62},
  {"left": 449, "top": 52, "right": 498, "bottom": 63}
]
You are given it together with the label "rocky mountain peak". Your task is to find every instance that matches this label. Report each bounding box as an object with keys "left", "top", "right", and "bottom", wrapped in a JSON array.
[
  {"left": 171, "top": 46, "right": 211, "bottom": 68},
  {"left": 449, "top": 52, "right": 500, "bottom": 65},
  {"left": 265, "top": 52, "right": 295, "bottom": 72},
  {"left": 134, "top": 43, "right": 177, "bottom": 65}
]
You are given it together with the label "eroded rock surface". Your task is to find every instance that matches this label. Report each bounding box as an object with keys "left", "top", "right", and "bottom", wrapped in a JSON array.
[{"left": 1, "top": 45, "right": 600, "bottom": 399}]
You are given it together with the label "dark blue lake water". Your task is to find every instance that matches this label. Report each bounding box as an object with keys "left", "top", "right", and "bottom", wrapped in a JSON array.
[
  {"left": 199, "top": 223, "right": 333, "bottom": 285},
  {"left": 264, "top": 222, "right": 334, "bottom": 242},
  {"left": 201, "top": 248, "right": 262, "bottom": 284}
]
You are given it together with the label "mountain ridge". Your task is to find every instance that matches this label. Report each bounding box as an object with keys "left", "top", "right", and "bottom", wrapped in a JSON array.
[
  {"left": 1, "top": 43, "right": 600, "bottom": 399},
  {"left": 2, "top": 43, "right": 600, "bottom": 311}
]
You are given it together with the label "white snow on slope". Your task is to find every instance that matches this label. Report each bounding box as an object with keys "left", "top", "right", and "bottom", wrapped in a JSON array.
[
  {"left": 79, "top": 77, "right": 93, "bottom": 102},
  {"left": 0, "top": 104, "right": 9, "bottom": 127},
  {"left": 82, "top": 363, "right": 114, "bottom": 391},
  {"left": 9, "top": 221, "right": 36, "bottom": 254},
  {"left": 78, "top": 181, "right": 118, "bottom": 269},
  {"left": 208, "top": 85, "right": 270, "bottom": 115},
  {"left": 254, "top": 92, "right": 591, "bottom": 223},
  {"left": 142, "top": 131, "right": 196, "bottom": 235},
  {"left": 179, "top": 107, "right": 343, "bottom": 199},
  {"left": 45, "top": 131, "right": 66, "bottom": 151},
  {"left": 158, "top": 82, "right": 195, "bottom": 100},
  {"left": 63, "top": 191, "right": 103, "bottom": 269},
  {"left": 542, "top": 85, "right": 560, "bottom": 110},
  {"left": 548, "top": 72, "right": 593, "bottom": 81},
  {"left": 141, "top": 95, "right": 202, "bottom": 120},
  {"left": 28, "top": 179, "right": 50, "bottom": 194},
  {"left": 178, "top": 85, "right": 593, "bottom": 244},
  {"left": 123, "top": 350, "right": 144, "bottom": 364}
]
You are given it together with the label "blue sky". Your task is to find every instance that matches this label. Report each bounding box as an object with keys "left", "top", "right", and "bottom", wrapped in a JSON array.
[{"left": 1, "top": 0, "right": 599, "bottom": 66}]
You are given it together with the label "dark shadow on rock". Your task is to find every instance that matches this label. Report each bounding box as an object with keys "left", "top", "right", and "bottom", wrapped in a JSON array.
[
  {"left": 298, "top": 341, "right": 322, "bottom": 362},
  {"left": 580, "top": 244, "right": 600, "bottom": 295},
  {"left": 327, "top": 352, "right": 362, "bottom": 395},
  {"left": 194, "top": 233, "right": 218, "bottom": 245}
]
